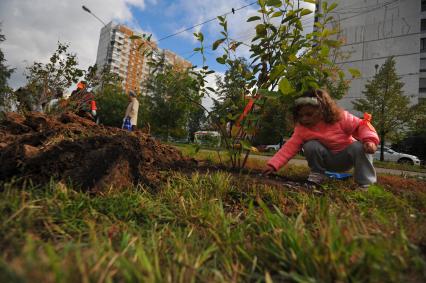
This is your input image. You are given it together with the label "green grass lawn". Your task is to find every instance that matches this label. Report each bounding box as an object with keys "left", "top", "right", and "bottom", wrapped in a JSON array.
[
  {"left": 1, "top": 140, "right": 425, "bottom": 282},
  {"left": 1, "top": 170, "right": 426, "bottom": 282}
]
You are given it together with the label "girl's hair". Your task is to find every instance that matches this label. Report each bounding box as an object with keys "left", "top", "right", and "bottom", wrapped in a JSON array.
[{"left": 293, "top": 89, "right": 342, "bottom": 124}]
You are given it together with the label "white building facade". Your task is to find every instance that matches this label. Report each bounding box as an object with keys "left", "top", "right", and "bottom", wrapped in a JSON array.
[{"left": 317, "top": 0, "right": 423, "bottom": 111}]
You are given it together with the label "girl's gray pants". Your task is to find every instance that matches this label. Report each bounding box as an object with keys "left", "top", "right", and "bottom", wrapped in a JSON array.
[{"left": 302, "top": 140, "right": 376, "bottom": 185}]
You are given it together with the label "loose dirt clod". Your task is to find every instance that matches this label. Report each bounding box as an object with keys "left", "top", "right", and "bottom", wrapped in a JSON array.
[{"left": 0, "top": 112, "right": 196, "bottom": 191}]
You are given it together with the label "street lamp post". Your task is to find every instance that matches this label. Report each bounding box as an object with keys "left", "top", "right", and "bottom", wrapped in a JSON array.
[
  {"left": 82, "top": 6, "right": 110, "bottom": 92},
  {"left": 82, "top": 6, "right": 107, "bottom": 27},
  {"left": 375, "top": 63, "right": 386, "bottom": 161}
]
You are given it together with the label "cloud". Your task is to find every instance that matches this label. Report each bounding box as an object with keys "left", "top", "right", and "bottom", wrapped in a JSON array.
[{"left": 0, "top": 0, "right": 153, "bottom": 89}]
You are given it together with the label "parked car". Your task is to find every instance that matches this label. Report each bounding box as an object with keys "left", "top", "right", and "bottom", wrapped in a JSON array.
[
  {"left": 373, "top": 146, "right": 421, "bottom": 165},
  {"left": 264, "top": 143, "right": 281, "bottom": 152}
]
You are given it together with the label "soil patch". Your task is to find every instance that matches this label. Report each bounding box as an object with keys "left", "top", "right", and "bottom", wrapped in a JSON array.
[{"left": 0, "top": 112, "right": 195, "bottom": 191}]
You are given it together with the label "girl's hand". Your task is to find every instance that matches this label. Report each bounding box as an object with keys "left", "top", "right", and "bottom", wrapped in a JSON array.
[
  {"left": 363, "top": 142, "right": 377, "bottom": 154},
  {"left": 263, "top": 164, "right": 276, "bottom": 176}
]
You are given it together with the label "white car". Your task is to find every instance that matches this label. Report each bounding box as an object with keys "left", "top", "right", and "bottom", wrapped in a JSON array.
[
  {"left": 373, "top": 146, "right": 421, "bottom": 165},
  {"left": 265, "top": 143, "right": 281, "bottom": 152}
]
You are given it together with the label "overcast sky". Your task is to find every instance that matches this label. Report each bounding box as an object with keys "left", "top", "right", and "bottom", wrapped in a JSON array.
[{"left": 0, "top": 0, "right": 314, "bottom": 91}]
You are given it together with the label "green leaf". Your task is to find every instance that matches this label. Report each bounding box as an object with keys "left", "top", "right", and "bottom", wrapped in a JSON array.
[
  {"left": 271, "top": 11, "right": 283, "bottom": 18},
  {"left": 321, "top": 1, "right": 328, "bottom": 12},
  {"left": 324, "top": 39, "right": 340, "bottom": 48},
  {"left": 247, "top": 16, "right": 261, "bottom": 22},
  {"left": 289, "top": 54, "right": 297, "bottom": 62},
  {"left": 321, "top": 28, "right": 331, "bottom": 38},
  {"left": 327, "top": 2, "right": 338, "bottom": 12},
  {"left": 258, "top": 88, "right": 281, "bottom": 97},
  {"left": 193, "top": 32, "right": 204, "bottom": 41},
  {"left": 255, "top": 24, "right": 267, "bottom": 37},
  {"left": 307, "top": 80, "right": 319, "bottom": 89},
  {"left": 216, "top": 57, "right": 226, "bottom": 64},
  {"left": 266, "top": 0, "right": 282, "bottom": 7},
  {"left": 300, "top": 9, "right": 312, "bottom": 16},
  {"left": 303, "top": 0, "right": 316, "bottom": 3},
  {"left": 269, "top": 65, "right": 285, "bottom": 82},
  {"left": 348, "top": 68, "right": 361, "bottom": 78},
  {"left": 320, "top": 45, "right": 330, "bottom": 57},
  {"left": 129, "top": 35, "right": 141, "bottom": 40},
  {"left": 240, "top": 140, "right": 253, "bottom": 151},
  {"left": 279, "top": 78, "right": 295, "bottom": 95},
  {"left": 212, "top": 38, "right": 226, "bottom": 51},
  {"left": 243, "top": 71, "right": 254, "bottom": 80},
  {"left": 227, "top": 113, "right": 240, "bottom": 121},
  {"left": 193, "top": 47, "right": 202, "bottom": 52}
]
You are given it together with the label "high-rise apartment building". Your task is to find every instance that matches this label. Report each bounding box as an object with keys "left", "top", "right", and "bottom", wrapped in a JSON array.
[
  {"left": 316, "top": 0, "right": 423, "bottom": 112},
  {"left": 95, "top": 22, "right": 191, "bottom": 94}
]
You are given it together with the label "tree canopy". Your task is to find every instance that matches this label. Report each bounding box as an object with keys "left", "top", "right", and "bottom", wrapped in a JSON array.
[
  {"left": 352, "top": 57, "right": 411, "bottom": 160},
  {"left": 0, "top": 27, "right": 15, "bottom": 112}
]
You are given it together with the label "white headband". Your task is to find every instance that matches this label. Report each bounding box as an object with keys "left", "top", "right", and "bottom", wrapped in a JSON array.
[{"left": 294, "top": 97, "right": 319, "bottom": 106}]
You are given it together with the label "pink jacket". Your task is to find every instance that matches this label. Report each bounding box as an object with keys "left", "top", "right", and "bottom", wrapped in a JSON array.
[{"left": 267, "top": 111, "right": 380, "bottom": 171}]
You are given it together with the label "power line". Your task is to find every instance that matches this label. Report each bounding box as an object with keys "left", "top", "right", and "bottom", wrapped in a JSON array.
[
  {"left": 96, "top": 1, "right": 259, "bottom": 68},
  {"left": 158, "top": 1, "right": 258, "bottom": 42}
]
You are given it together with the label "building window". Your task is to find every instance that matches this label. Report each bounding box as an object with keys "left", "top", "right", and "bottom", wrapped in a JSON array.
[
  {"left": 419, "top": 78, "right": 426, "bottom": 92},
  {"left": 421, "top": 59, "right": 426, "bottom": 72},
  {"left": 423, "top": 0, "right": 426, "bottom": 12},
  {"left": 422, "top": 19, "right": 426, "bottom": 32},
  {"left": 421, "top": 38, "right": 426, "bottom": 52}
]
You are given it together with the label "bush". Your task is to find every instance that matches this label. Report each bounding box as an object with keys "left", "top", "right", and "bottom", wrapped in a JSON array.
[{"left": 95, "top": 89, "right": 129, "bottom": 128}]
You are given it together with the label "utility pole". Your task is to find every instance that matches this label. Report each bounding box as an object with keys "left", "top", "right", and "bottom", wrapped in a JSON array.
[{"left": 376, "top": 63, "right": 388, "bottom": 162}]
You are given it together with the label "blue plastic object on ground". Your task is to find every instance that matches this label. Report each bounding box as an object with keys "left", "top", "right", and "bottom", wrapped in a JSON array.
[
  {"left": 123, "top": 117, "right": 132, "bottom": 131},
  {"left": 325, "top": 171, "right": 352, "bottom": 180}
]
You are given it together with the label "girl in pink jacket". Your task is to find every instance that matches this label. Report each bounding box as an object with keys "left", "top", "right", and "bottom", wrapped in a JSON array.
[{"left": 263, "top": 89, "right": 379, "bottom": 189}]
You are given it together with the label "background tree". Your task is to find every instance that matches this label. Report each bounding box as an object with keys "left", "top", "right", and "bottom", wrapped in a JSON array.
[
  {"left": 253, "top": 97, "right": 291, "bottom": 145},
  {"left": 352, "top": 57, "right": 411, "bottom": 161},
  {"left": 212, "top": 58, "right": 250, "bottom": 132},
  {"left": 409, "top": 99, "right": 426, "bottom": 137},
  {"left": 94, "top": 72, "right": 127, "bottom": 127},
  {"left": 24, "top": 42, "right": 83, "bottom": 111},
  {"left": 143, "top": 63, "right": 201, "bottom": 141},
  {"left": 187, "top": 107, "right": 206, "bottom": 142},
  {"left": 0, "top": 26, "right": 15, "bottom": 112},
  {"left": 391, "top": 99, "right": 426, "bottom": 162}
]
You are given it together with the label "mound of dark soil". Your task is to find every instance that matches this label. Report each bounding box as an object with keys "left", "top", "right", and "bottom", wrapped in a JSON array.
[{"left": 0, "top": 112, "right": 196, "bottom": 191}]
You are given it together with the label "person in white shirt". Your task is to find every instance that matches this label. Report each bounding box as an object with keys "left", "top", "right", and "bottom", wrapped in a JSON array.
[{"left": 123, "top": 90, "right": 139, "bottom": 131}]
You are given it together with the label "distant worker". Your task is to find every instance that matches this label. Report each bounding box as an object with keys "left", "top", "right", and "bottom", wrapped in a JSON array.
[
  {"left": 46, "top": 88, "right": 64, "bottom": 113},
  {"left": 122, "top": 90, "right": 139, "bottom": 131},
  {"left": 70, "top": 81, "right": 97, "bottom": 122}
]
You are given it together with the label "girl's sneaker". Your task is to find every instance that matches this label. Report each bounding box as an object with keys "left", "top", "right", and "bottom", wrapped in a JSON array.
[
  {"left": 306, "top": 172, "right": 327, "bottom": 193},
  {"left": 307, "top": 172, "right": 327, "bottom": 185},
  {"left": 356, "top": 184, "right": 370, "bottom": 191}
]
